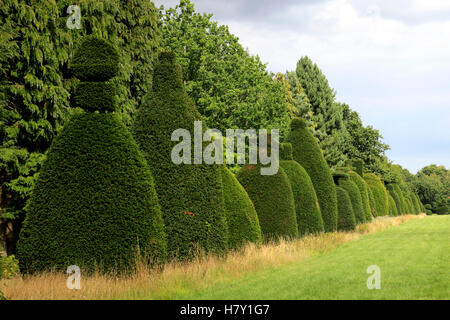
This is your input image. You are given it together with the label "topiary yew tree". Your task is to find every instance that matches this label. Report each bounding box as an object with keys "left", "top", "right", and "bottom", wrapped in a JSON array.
[
  {"left": 388, "top": 194, "right": 399, "bottom": 216},
  {"left": 348, "top": 171, "right": 372, "bottom": 222},
  {"left": 236, "top": 164, "right": 298, "bottom": 241},
  {"left": 338, "top": 177, "right": 365, "bottom": 224},
  {"left": 133, "top": 52, "right": 228, "bottom": 259},
  {"left": 335, "top": 186, "right": 356, "bottom": 231},
  {"left": 279, "top": 143, "right": 324, "bottom": 236},
  {"left": 364, "top": 173, "right": 389, "bottom": 216},
  {"left": 220, "top": 166, "right": 262, "bottom": 249},
  {"left": 288, "top": 118, "right": 338, "bottom": 232},
  {"left": 16, "top": 37, "right": 167, "bottom": 274}
]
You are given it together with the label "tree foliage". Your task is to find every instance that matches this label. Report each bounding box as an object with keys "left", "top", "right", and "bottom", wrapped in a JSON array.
[
  {"left": 158, "top": 0, "right": 290, "bottom": 138},
  {"left": 0, "top": 0, "right": 161, "bottom": 254}
]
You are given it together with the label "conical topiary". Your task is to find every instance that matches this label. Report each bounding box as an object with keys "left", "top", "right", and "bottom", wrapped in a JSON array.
[
  {"left": 132, "top": 52, "right": 228, "bottom": 259},
  {"left": 387, "top": 183, "right": 407, "bottom": 215},
  {"left": 367, "top": 187, "right": 377, "bottom": 217},
  {"left": 338, "top": 176, "right": 365, "bottom": 224},
  {"left": 348, "top": 171, "right": 372, "bottom": 222},
  {"left": 279, "top": 143, "right": 324, "bottom": 236},
  {"left": 335, "top": 186, "right": 356, "bottom": 231},
  {"left": 388, "top": 194, "right": 399, "bottom": 216},
  {"left": 236, "top": 163, "right": 298, "bottom": 241},
  {"left": 364, "top": 173, "right": 389, "bottom": 216},
  {"left": 220, "top": 166, "right": 262, "bottom": 249},
  {"left": 287, "top": 118, "right": 338, "bottom": 232},
  {"left": 16, "top": 36, "right": 167, "bottom": 274}
]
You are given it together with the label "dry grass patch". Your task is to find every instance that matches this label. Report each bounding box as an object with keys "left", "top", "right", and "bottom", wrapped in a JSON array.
[{"left": 0, "top": 214, "right": 424, "bottom": 300}]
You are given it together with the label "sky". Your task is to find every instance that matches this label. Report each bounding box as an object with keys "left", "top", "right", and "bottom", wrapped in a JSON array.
[{"left": 155, "top": 0, "right": 450, "bottom": 173}]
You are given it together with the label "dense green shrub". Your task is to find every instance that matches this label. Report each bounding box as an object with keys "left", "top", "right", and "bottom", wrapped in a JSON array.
[
  {"left": 388, "top": 194, "right": 399, "bottom": 216},
  {"left": 0, "top": 1, "right": 162, "bottom": 255},
  {"left": 335, "top": 187, "right": 356, "bottom": 231},
  {"left": 17, "top": 112, "right": 167, "bottom": 274},
  {"left": 410, "top": 193, "right": 421, "bottom": 214},
  {"left": 367, "top": 187, "right": 377, "bottom": 217},
  {"left": 387, "top": 185, "right": 402, "bottom": 215},
  {"left": 0, "top": 255, "right": 19, "bottom": 279},
  {"left": 364, "top": 173, "right": 389, "bottom": 216},
  {"left": 348, "top": 171, "right": 372, "bottom": 222},
  {"left": 406, "top": 197, "right": 414, "bottom": 214},
  {"left": 220, "top": 166, "right": 262, "bottom": 249},
  {"left": 388, "top": 183, "right": 407, "bottom": 214},
  {"left": 236, "top": 164, "right": 298, "bottom": 240},
  {"left": 338, "top": 178, "right": 365, "bottom": 224},
  {"left": 16, "top": 37, "right": 167, "bottom": 274},
  {"left": 287, "top": 118, "right": 338, "bottom": 232},
  {"left": 279, "top": 144, "right": 324, "bottom": 236},
  {"left": 353, "top": 159, "right": 364, "bottom": 177},
  {"left": 133, "top": 52, "right": 228, "bottom": 259},
  {"left": 412, "top": 193, "right": 424, "bottom": 213}
]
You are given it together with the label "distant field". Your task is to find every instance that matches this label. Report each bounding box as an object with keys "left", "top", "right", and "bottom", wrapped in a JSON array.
[{"left": 174, "top": 215, "right": 449, "bottom": 300}]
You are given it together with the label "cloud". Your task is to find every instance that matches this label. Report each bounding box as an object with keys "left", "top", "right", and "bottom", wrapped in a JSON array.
[{"left": 155, "top": 0, "right": 450, "bottom": 173}]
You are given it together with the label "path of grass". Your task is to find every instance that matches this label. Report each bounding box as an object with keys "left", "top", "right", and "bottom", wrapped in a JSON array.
[{"left": 176, "top": 215, "right": 449, "bottom": 300}]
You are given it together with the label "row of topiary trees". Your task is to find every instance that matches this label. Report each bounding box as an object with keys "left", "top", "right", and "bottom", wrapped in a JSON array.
[{"left": 15, "top": 37, "right": 424, "bottom": 274}]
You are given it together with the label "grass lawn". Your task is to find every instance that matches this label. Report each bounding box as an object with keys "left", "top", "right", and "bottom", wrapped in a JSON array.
[{"left": 174, "top": 215, "right": 449, "bottom": 300}]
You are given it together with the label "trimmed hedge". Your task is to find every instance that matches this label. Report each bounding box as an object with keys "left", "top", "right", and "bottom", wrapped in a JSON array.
[
  {"left": 406, "top": 197, "right": 414, "bottom": 214},
  {"left": 348, "top": 171, "right": 372, "bottom": 222},
  {"left": 236, "top": 164, "right": 298, "bottom": 240},
  {"left": 387, "top": 185, "right": 402, "bottom": 216},
  {"left": 367, "top": 186, "right": 377, "bottom": 217},
  {"left": 220, "top": 166, "right": 262, "bottom": 249},
  {"left": 410, "top": 193, "right": 421, "bottom": 214},
  {"left": 70, "top": 36, "right": 120, "bottom": 81},
  {"left": 133, "top": 52, "right": 228, "bottom": 259},
  {"left": 364, "top": 173, "right": 389, "bottom": 216},
  {"left": 287, "top": 118, "right": 338, "bottom": 232},
  {"left": 412, "top": 193, "right": 423, "bottom": 213},
  {"left": 16, "top": 112, "right": 167, "bottom": 274},
  {"left": 279, "top": 144, "right": 324, "bottom": 236},
  {"left": 338, "top": 178, "right": 365, "bottom": 224},
  {"left": 335, "top": 186, "right": 356, "bottom": 231},
  {"left": 388, "top": 194, "right": 399, "bottom": 216},
  {"left": 389, "top": 183, "right": 407, "bottom": 214}
]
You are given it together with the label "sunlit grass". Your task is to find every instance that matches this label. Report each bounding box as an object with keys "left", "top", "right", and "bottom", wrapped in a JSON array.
[{"left": 0, "top": 214, "right": 424, "bottom": 300}]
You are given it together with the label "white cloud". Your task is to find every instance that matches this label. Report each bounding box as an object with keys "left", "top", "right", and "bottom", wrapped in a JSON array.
[{"left": 156, "top": 0, "right": 450, "bottom": 172}]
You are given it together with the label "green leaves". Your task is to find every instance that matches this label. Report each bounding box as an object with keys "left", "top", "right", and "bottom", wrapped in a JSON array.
[{"left": 159, "top": 0, "right": 289, "bottom": 138}]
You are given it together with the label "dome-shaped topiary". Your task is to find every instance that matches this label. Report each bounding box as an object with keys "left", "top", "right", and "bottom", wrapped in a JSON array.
[
  {"left": 387, "top": 183, "right": 407, "bottom": 215},
  {"left": 16, "top": 36, "right": 167, "bottom": 274},
  {"left": 364, "top": 173, "right": 389, "bottom": 216},
  {"left": 348, "top": 171, "right": 372, "bottom": 222},
  {"left": 220, "top": 166, "right": 262, "bottom": 249},
  {"left": 279, "top": 143, "right": 324, "bottom": 236},
  {"left": 367, "top": 187, "right": 377, "bottom": 217},
  {"left": 287, "top": 118, "right": 338, "bottom": 232},
  {"left": 236, "top": 164, "right": 298, "bottom": 240},
  {"left": 388, "top": 194, "right": 399, "bottom": 216},
  {"left": 337, "top": 177, "right": 365, "bottom": 224},
  {"left": 335, "top": 186, "right": 356, "bottom": 231},
  {"left": 132, "top": 52, "right": 228, "bottom": 259},
  {"left": 70, "top": 36, "right": 120, "bottom": 81},
  {"left": 70, "top": 36, "right": 119, "bottom": 112}
]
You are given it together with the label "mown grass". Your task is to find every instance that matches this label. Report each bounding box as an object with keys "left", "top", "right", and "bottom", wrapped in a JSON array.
[
  {"left": 176, "top": 215, "right": 449, "bottom": 300},
  {"left": 0, "top": 215, "right": 431, "bottom": 300}
]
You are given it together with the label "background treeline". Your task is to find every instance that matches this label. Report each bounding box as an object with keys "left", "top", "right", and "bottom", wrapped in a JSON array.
[{"left": 0, "top": 0, "right": 448, "bottom": 255}]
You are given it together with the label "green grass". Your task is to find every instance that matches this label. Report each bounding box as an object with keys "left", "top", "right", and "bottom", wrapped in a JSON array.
[{"left": 174, "top": 216, "right": 449, "bottom": 300}]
